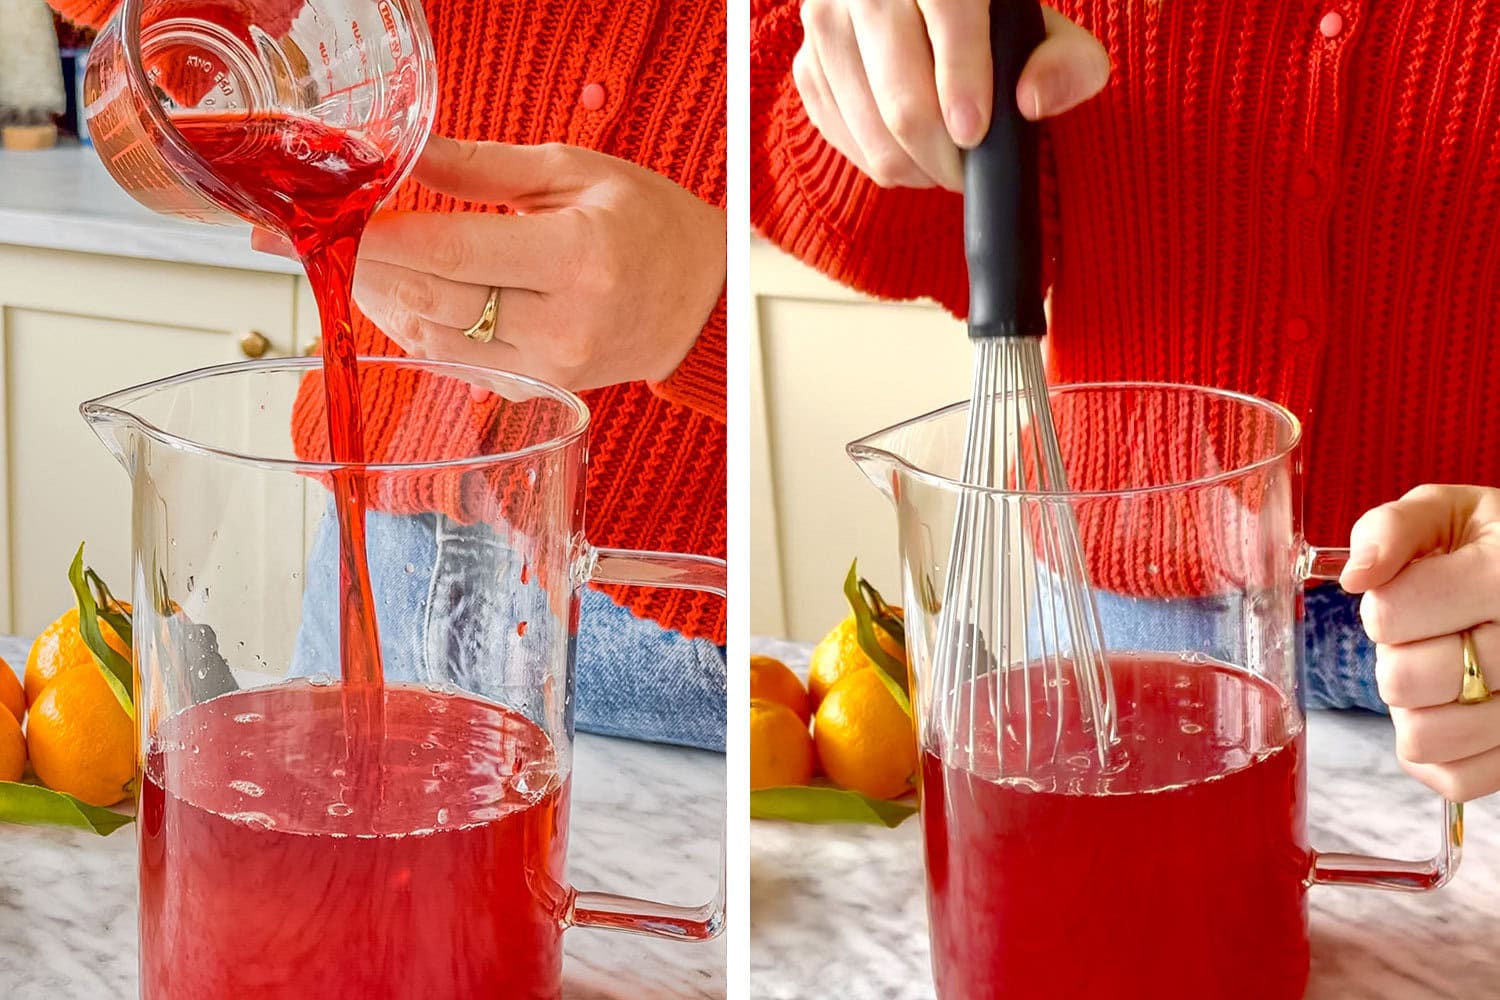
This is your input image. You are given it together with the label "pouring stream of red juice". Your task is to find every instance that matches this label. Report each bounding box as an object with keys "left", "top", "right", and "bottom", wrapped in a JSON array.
[{"left": 171, "top": 113, "right": 394, "bottom": 736}]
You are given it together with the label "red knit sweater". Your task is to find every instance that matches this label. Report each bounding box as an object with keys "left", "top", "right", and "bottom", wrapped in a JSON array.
[
  {"left": 754, "top": 0, "right": 1500, "bottom": 598},
  {"left": 62, "top": 0, "right": 726, "bottom": 642}
]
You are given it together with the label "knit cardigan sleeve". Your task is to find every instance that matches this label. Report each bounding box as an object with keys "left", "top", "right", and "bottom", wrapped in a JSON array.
[{"left": 649, "top": 288, "right": 726, "bottom": 422}]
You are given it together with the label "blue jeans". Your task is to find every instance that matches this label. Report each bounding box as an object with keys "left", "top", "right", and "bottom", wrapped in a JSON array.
[
  {"left": 289, "top": 507, "right": 727, "bottom": 751},
  {"left": 1072, "top": 582, "right": 1381, "bottom": 712}
]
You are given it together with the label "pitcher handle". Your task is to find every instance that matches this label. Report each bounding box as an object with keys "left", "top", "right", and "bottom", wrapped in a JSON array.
[
  {"left": 1302, "top": 545, "right": 1463, "bottom": 891},
  {"left": 565, "top": 546, "right": 727, "bottom": 941}
]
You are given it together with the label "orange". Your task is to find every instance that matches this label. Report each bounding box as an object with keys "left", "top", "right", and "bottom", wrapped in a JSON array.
[
  {"left": 807, "top": 615, "right": 905, "bottom": 711},
  {"left": 27, "top": 664, "right": 134, "bottom": 807},
  {"left": 0, "top": 704, "right": 23, "bottom": 782},
  {"left": 813, "top": 668, "right": 917, "bottom": 800},
  {"left": 25, "top": 606, "right": 129, "bottom": 706},
  {"left": 750, "top": 698, "right": 816, "bottom": 791},
  {"left": 750, "top": 655, "right": 810, "bottom": 724},
  {"left": 0, "top": 658, "right": 22, "bottom": 725}
]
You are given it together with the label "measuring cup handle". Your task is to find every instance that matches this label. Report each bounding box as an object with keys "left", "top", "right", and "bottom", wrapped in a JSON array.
[
  {"left": 566, "top": 546, "right": 727, "bottom": 941},
  {"left": 1301, "top": 544, "right": 1464, "bottom": 891}
]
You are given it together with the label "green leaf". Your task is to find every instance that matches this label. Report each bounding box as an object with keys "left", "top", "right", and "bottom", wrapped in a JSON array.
[
  {"left": 67, "top": 543, "right": 134, "bottom": 720},
  {"left": 843, "top": 560, "right": 911, "bottom": 716},
  {"left": 85, "top": 567, "right": 132, "bottom": 649},
  {"left": 751, "top": 785, "right": 918, "bottom": 828},
  {"left": 0, "top": 781, "right": 134, "bottom": 835}
]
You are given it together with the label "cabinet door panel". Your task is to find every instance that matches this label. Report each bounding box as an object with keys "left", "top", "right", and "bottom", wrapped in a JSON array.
[
  {"left": 0, "top": 247, "right": 298, "bottom": 639},
  {"left": 751, "top": 242, "right": 972, "bottom": 643}
]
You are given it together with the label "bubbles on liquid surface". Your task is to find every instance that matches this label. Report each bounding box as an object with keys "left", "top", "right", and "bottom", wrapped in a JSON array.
[
  {"left": 229, "top": 780, "right": 265, "bottom": 798},
  {"left": 436, "top": 808, "right": 450, "bottom": 825},
  {"left": 228, "top": 811, "right": 275, "bottom": 829},
  {"left": 327, "top": 802, "right": 353, "bottom": 818},
  {"left": 1180, "top": 721, "right": 1204, "bottom": 735},
  {"left": 233, "top": 712, "right": 263, "bottom": 724},
  {"left": 307, "top": 674, "right": 335, "bottom": 687}
]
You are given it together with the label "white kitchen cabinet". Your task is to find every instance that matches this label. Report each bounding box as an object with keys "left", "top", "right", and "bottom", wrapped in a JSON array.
[
  {"left": 750, "top": 239, "right": 972, "bottom": 643},
  {"left": 0, "top": 243, "right": 311, "bottom": 638}
]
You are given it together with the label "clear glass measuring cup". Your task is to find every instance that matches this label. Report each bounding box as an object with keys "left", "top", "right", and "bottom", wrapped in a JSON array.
[
  {"left": 82, "top": 0, "right": 435, "bottom": 224},
  {"left": 82, "top": 356, "right": 725, "bottom": 1000},
  {"left": 848, "top": 382, "right": 1461, "bottom": 1000}
]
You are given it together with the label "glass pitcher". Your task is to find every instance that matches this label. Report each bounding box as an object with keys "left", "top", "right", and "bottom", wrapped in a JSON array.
[
  {"left": 848, "top": 381, "right": 1460, "bottom": 1000},
  {"left": 82, "top": 356, "right": 724, "bottom": 1000}
]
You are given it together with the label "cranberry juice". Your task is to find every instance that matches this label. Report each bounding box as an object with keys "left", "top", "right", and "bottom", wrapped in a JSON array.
[
  {"left": 922, "top": 655, "right": 1309, "bottom": 1000},
  {"left": 172, "top": 113, "right": 393, "bottom": 696},
  {"left": 139, "top": 682, "right": 570, "bottom": 999}
]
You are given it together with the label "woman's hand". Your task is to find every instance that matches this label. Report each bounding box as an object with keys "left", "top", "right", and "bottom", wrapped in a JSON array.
[
  {"left": 1340, "top": 485, "right": 1500, "bottom": 802},
  {"left": 257, "top": 136, "right": 726, "bottom": 392},
  {"left": 793, "top": 0, "right": 1110, "bottom": 191}
]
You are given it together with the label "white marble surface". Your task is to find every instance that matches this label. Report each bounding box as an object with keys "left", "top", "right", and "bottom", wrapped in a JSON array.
[
  {"left": 0, "top": 639, "right": 725, "bottom": 999},
  {"left": 0, "top": 144, "right": 301, "bottom": 274},
  {"left": 751, "top": 637, "right": 1500, "bottom": 1000}
]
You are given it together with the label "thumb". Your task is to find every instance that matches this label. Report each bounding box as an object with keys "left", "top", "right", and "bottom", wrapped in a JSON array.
[
  {"left": 1339, "top": 485, "right": 1481, "bottom": 593},
  {"left": 413, "top": 135, "right": 585, "bottom": 207},
  {"left": 1016, "top": 7, "right": 1112, "bottom": 121}
]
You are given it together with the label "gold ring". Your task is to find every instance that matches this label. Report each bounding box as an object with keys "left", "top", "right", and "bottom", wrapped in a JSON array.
[
  {"left": 462, "top": 286, "right": 500, "bottom": 343},
  {"left": 1459, "top": 631, "right": 1491, "bottom": 705}
]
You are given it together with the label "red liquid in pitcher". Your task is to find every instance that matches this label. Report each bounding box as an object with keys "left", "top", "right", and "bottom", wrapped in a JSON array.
[
  {"left": 173, "top": 113, "right": 393, "bottom": 698},
  {"left": 139, "top": 682, "right": 570, "bottom": 999},
  {"left": 922, "top": 655, "right": 1309, "bottom": 1000}
]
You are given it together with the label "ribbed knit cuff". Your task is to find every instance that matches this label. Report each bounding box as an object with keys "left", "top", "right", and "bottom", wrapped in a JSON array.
[
  {"left": 750, "top": 1, "right": 969, "bottom": 317},
  {"left": 650, "top": 291, "right": 726, "bottom": 422}
]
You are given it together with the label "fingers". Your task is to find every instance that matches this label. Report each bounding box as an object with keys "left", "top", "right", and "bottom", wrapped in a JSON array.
[
  {"left": 352, "top": 260, "right": 493, "bottom": 333},
  {"left": 1392, "top": 700, "right": 1500, "bottom": 770},
  {"left": 1016, "top": 7, "right": 1112, "bottom": 120},
  {"left": 1358, "top": 542, "right": 1500, "bottom": 645},
  {"left": 1377, "top": 623, "right": 1500, "bottom": 708},
  {"left": 1341, "top": 484, "right": 1482, "bottom": 593},
  {"left": 795, "top": 1, "right": 1109, "bottom": 189},
  {"left": 918, "top": 0, "right": 991, "bottom": 147},
  {"left": 1401, "top": 750, "right": 1500, "bottom": 804},
  {"left": 849, "top": 0, "right": 962, "bottom": 189},
  {"left": 358, "top": 211, "right": 579, "bottom": 292},
  {"left": 806, "top": 0, "right": 933, "bottom": 188},
  {"left": 413, "top": 136, "right": 585, "bottom": 208},
  {"left": 793, "top": 43, "right": 871, "bottom": 175}
]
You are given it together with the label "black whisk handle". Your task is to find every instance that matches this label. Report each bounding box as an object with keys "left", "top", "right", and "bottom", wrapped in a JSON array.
[{"left": 964, "top": 0, "right": 1048, "bottom": 340}]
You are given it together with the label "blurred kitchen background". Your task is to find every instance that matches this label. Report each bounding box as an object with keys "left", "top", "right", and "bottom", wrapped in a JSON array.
[
  {"left": 0, "top": 6, "right": 319, "bottom": 638},
  {"left": 750, "top": 237, "right": 972, "bottom": 643}
]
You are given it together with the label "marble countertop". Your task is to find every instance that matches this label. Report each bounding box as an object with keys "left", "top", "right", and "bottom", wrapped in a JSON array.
[
  {"left": 0, "top": 144, "right": 301, "bottom": 275},
  {"left": 0, "top": 639, "right": 725, "bottom": 999},
  {"left": 751, "top": 637, "right": 1500, "bottom": 1000}
]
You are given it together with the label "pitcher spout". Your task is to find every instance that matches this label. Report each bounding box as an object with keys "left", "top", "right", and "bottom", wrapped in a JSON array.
[
  {"left": 846, "top": 438, "right": 901, "bottom": 504},
  {"left": 80, "top": 396, "right": 140, "bottom": 472}
]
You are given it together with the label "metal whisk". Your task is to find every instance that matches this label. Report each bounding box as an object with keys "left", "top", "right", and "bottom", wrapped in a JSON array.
[{"left": 933, "top": 0, "right": 1116, "bottom": 777}]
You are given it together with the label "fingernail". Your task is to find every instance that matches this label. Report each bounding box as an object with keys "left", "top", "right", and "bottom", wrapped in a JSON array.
[
  {"left": 469, "top": 384, "right": 493, "bottom": 403},
  {"left": 1017, "top": 82, "right": 1044, "bottom": 121},
  {"left": 946, "top": 99, "right": 983, "bottom": 148}
]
